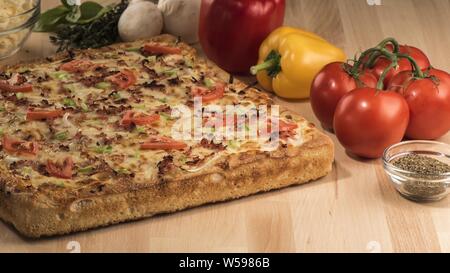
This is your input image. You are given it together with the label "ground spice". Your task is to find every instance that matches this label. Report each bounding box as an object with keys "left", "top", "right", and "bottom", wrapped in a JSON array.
[
  {"left": 391, "top": 154, "right": 450, "bottom": 199},
  {"left": 392, "top": 154, "right": 450, "bottom": 175}
]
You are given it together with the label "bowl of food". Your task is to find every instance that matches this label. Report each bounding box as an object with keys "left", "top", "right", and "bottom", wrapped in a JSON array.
[
  {"left": 383, "top": 140, "right": 450, "bottom": 202},
  {"left": 0, "top": 0, "right": 40, "bottom": 60}
]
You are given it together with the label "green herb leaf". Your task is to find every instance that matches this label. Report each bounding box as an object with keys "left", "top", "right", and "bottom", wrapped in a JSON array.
[
  {"left": 34, "top": 5, "right": 70, "bottom": 32},
  {"left": 50, "top": 0, "right": 129, "bottom": 51},
  {"left": 77, "top": 2, "right": 105, "bottom": 23},
  {"left": 65, "top": 5, "right": 82, "bottom": 23},
  {"left": 16, "top": 93, "right": 24, "bottom": 99}
]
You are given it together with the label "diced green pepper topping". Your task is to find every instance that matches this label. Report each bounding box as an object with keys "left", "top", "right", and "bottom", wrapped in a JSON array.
[
  {"left": 94, "top": 145, "right": 113, "bottom": 154},
  {"left": 95, "top": 81, "right": 112, "bottom": 90},
  {"left": 78, "top": 166, "right": 95, "bottom": 174},
  {"left": 63, "top": 98, "right": 76, "bottom": 107},
  {"left": 51, "top": 71, "right": 70, "bottom": 80},
  {"left": 80, "top": 102, "right": 89, "bottom": 112},
  {"left": 124, "top": 47, "right": 141, "bottom": 52},
  {"left": 54, "top": 131, "right": 68, "bottom": 141},
  {"left": 204, "top": 78, "right": 215, "bottom": 89}
]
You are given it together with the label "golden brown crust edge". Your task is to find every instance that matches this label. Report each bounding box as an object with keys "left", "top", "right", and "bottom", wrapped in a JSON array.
[{"left": 0, "top": 132, "right": 333, "bottom": 238}]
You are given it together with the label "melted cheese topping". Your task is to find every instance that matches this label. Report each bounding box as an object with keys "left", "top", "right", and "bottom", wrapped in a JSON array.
[{"left": 1, "top": 41, "right": 307, "bottom": 189}]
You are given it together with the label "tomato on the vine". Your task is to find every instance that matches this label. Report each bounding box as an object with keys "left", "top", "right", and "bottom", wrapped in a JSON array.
[
  {"left": 387, "top": 68, "right": 450, "bottom": 140},
  {"left": 310, "top": 62, "right": 377, "bottom": 130},
  {"left": 333, "top": 87, "right": 409, "bottom": 159},
  {"left": 369, "top": 44, "right": 430, "bottom": 86}
]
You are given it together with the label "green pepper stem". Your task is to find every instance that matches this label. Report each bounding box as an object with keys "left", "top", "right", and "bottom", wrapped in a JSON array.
[
  {"left": 250, "top": 59, "right": 277, "bottom": 75},
  {"left": 250, "top": 50, "right": 282, "bottom": 77}
]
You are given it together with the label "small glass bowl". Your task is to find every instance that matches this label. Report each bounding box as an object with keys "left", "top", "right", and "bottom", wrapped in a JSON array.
[
  {"left": 382, "top": 140, "right": 450, "bottom": 202},
  {"left": 0, "top": 0, "right": 40, "bottom": 60}
]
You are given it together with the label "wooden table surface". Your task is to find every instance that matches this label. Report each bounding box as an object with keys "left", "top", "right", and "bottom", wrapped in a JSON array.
[{"left": 1, "top": 0, "right": 450, "bottom": 253}]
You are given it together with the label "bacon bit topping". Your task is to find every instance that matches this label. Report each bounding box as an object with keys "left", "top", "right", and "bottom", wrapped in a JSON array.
[
  {"left": 106, "top": 69, "right": 137, "bottom": 89},
  {"left": 46, "top": 157, "right": 73, "bottom": 179},
  {"left": 2, "top": 135, "right": 39, "bottom": 156}
]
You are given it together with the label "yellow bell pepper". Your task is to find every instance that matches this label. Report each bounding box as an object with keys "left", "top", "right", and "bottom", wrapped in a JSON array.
[{"left": 250, "top": 27, "right": 346, "bottom": 99}]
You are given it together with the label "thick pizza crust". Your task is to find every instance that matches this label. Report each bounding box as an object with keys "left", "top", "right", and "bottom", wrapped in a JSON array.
[{"left": 0, "top": 35, "right": 334, "bottom": 238}]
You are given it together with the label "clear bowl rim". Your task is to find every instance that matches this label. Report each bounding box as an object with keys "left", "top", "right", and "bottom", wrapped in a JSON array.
[
  {"left": 382, "top": 140, "right": 450, "bottom": 178},
  {"left": 0, "top": 0, "right": 41, "bottom": 20}
]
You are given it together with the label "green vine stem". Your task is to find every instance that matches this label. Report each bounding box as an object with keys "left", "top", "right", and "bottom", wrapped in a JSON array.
[
  {"left": 397, "top": 53, "right": 425, "bottom": 78},
  {"left": 350, "top": 47, "right": 397, "bottom": 76},
  {"left": 364, "top": 37, "right": 400, "bottom": 69},
  {"left": 377, "top": 61, "right": 397, "bottom": 90}
]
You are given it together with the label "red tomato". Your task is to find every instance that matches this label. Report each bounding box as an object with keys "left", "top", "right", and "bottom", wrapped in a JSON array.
[
  {"left": 333, "top": 88, "right": 409, "bottom": 159},
  {"left": 59, "top": 60, "right": 94, "bottom": 73},
  {"left": 370, "top": 44, "right": 430, "bottom": 86},
  {"left": 310, "top": 62, "right": 377, "bottom": 130},
  {"left": 121, "top": 111, "right": 160, "bottom": 127},
  {"left": 140, "top": 136, "right": 187, "bottom": 151},
  {"left": 143, "top": 43, "right": 182, "bottom": 55},
  {"left": 46, "top": 157, "right": 73, "bottom": 179},
  {"left": 26, "top": 108, "right": 64, "bottom": 121},
  {"left": 191, "top": 82, "right": 225, "bottom": 103},
  {"left": 107, "top": 70, "right": 136, "bottom": 89},
  {"left": 2, "top": 135, "right": 39, "bottom": 156},
  {"left": 387, "top": 69, "right": 450, "bottom": 140}
]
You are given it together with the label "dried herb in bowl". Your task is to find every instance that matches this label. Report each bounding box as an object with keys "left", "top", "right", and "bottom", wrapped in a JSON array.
[
  {"left": 392, "top": 154, "right": 450, "bottom": 199},
  {"left": 392, "top": 154, "right": 450, "bottom": 175}
]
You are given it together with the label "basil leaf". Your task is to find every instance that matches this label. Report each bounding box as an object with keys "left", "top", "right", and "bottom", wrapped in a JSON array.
[
  {"left": 78, "top": 2, "right": 103, "bottom": 20},
  {"left": 34, "top": 5, "right": 70, "bottom": 32},
  {"left": 77, "top": 5, "right": 112, "bottom": 24},
  {"left": 65, "top": 5, "right": 82, "bottom": 23}
]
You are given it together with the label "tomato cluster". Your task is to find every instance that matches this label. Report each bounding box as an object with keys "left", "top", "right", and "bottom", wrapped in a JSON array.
[{"left": 311, "top": 38, "right": 450, "bottom": 159}]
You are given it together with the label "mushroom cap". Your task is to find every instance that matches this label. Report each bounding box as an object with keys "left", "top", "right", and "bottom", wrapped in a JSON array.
[
  {"left": 158, "top": 0, "right": 201, "bottom": 44},
  {"left": 118, "top": 1, "right": 163, "bottom": 42}
]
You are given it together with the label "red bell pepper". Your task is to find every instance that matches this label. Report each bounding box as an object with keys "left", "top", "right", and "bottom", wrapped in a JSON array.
[{"left": 199, "top": 0, "right": 285, "bottom": 75}]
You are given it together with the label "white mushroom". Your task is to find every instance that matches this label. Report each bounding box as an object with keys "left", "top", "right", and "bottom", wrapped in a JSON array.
[
  {"left": 118, "top": 0, "right": 163, "bottom": 42},
  {"left": 158, "top": 0, "right": 201, "bottom": 44}
]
